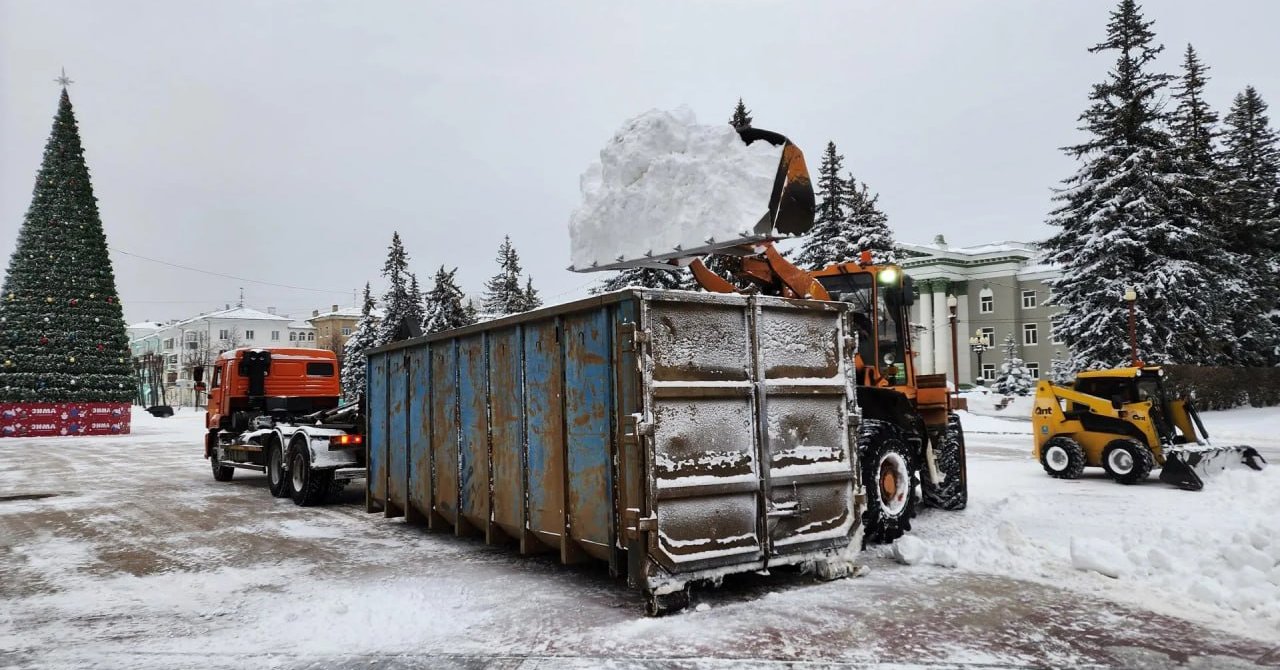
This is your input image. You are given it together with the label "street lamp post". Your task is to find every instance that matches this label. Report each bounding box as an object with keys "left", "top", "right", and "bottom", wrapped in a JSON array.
[
  {"left": 946, "top": 294, "right": 959, "bottom": 396},
  {"left": 969, "top": 330, "right": 991, "bottom": 385},
  {"left": 1123, "top": 286, "right": 1139, "bottom": 367}
]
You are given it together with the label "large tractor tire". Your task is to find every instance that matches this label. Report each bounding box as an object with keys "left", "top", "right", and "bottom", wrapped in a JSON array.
[
  {"left": 922, "top": 413, "right": 967, "bottom": 511},
  {"left": 1102, "top": 439, "right": 1154, "bottom": 485},
  {"left": 1040, "top": 435, "right": 1086, "bottom": 479},
  {"left": 267, "top": 437, "right": 291, "bottom": 498},
  {"left": 289, "top": 438, "right": 333, "bottom": 507},
  {"left": 859, "top": 419, "right": 918, "bottom": 546}
]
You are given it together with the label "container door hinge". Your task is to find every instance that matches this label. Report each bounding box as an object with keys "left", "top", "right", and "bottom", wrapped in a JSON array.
[
  {"left": 623, "top": 508, "right": 658, "bottom": 540},
  {"left": 619, "top": 323, "right": 650, "bottom": 352}
]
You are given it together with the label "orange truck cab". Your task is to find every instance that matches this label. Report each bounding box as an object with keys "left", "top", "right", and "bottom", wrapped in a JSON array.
[{"left": 196, "top": 348, "right": 365, "bottom": 506}]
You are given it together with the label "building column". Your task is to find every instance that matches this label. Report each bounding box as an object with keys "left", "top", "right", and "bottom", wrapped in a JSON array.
[
  {"left": 918, "top": 281, "right": 934, "bottom": 375},
  {"left": 932, "top": 281, "right": 950, "bottom": 382}
]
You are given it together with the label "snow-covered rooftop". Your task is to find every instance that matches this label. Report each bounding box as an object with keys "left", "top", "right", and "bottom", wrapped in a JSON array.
[
  {"left": 126, "top": 321, "right": 165, "bottom": 332},
  {"left": 170, "top": 306, "right": 294, "bottom": 328},
  {"left": 289, "top": 320, "right": 315, "bottom": 330},
  {"left": 310, "top": 306, "right": 383, "bottom": 320}
]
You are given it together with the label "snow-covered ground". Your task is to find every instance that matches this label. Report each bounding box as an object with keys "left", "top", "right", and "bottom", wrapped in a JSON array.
[{"left": 1, "top": 405, "right": 1278, "bottom": 669}]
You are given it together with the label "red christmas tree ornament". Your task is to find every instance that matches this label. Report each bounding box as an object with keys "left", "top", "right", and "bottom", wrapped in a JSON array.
[
  {"left": 96, "top": 343, "right": 104, "bottom": 351},
  {"left": 39, "top": 336, "right": 49, "bottom": 345}
]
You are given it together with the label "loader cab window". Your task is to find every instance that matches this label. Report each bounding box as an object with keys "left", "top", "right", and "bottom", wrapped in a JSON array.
[{"left": 816, "top": 272, "right": 907, "bottom": 382}]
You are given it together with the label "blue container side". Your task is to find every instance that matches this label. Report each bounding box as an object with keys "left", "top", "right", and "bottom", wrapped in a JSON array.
[
  {"left": 524, "top": 319, "right": 565, "bottom": 549},
  {"left": 387, "top": 352, "right": 408, "bottom": 517},
  {"left": 458, "top": 334, "right": 489, "bottom": 535},
  {"left": 366, "top": 353, "right": 389, "bottom": 512},
  {"left": 407, "top": 347, "right": 432, "bottom": 524},
  {"left": 431, "top": 341, "right": 460, "bottom": 526},
  {"left": 563, "top": 309, "right": 615, "bottom": 559}
]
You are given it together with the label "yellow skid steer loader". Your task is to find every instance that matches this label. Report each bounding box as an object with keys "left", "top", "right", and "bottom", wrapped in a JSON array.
[{"left": 1031, "top": 366, "right": 1266, "bottom": 490}]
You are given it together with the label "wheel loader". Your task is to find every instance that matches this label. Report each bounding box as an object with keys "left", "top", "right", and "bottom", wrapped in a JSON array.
[
  {"left": 568, "top": 116, "right": 967, "bottom": 545},
  {"left": 1032, "top": 366, "right": 1267, "bottom": 490}
]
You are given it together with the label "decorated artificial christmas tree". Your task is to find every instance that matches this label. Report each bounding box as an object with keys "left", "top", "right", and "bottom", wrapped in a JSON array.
[{"left": 0, "top": 82, "right": 133, "bottom": 436}]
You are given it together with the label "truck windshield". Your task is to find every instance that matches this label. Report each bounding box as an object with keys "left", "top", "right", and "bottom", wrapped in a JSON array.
[{"left": 815, "top": 273, "right": 905, "bottom": 379}]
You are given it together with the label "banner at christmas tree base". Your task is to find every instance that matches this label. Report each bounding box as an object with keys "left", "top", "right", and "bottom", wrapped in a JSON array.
[{"left": 0, "top": 402, "right": 131, "bottom": 438}]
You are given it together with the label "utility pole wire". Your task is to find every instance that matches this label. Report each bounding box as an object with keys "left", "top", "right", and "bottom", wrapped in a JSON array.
[{"left": 109, "top": 247, "right": 352, "bottom": 294}]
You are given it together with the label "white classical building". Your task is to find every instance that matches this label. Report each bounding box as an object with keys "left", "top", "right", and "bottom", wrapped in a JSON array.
[
  {"left": 128, "top": 305, "right": 317, "bottom": 406},
  {"left": 899, "top": 239, "right": 1066, "bottom": 387}
]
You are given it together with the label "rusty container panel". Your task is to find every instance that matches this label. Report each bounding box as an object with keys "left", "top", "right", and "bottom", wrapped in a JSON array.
[
  {"left": 386, "top": 352, "right": 408, "bottom": 518},
  {"left": 488, "top": 326, "right": 525, "bottom": 544},
  {"left": 430, "top": 341, "right": 460, "bottom": 528},
  {"left": 365, "top": 353, "right": 388, "bottom": 513},
  {"left": 562, "top": 311, "right": 615, "bottom": 562},
  {"left": 648, "top": 300, "right": 751, "bottom": 382},
  {"left": 523, "top": 319, "right": 565, "bottom": 552},
  {"left": 407, "top": 347, "right": 432, "bottom": 525},
  {"left": 458, "top": 334, "right": 490, "bottom": 536},
  {"left": 758, "top": 304, "right": 856, "bottom": 554}
]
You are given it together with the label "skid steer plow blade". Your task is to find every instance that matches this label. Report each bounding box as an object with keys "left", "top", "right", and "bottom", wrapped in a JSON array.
[{"left": 1158, "top": 445, "right": 1268, "bottom": 491}]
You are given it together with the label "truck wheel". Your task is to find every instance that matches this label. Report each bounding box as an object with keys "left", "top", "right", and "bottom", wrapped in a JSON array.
[
  {"left": 210, "top": 444, "right": 235, "bottom": 482},
  {"left": 859, "top": 419, "right": 917, "bottom": 546},
  {"left": 1102, "top": 439, "right": 1154, "bottom": 485},
  {"left": 267, "top": 437, "right": 290, "bottom": 498},
  {"left": 1041, "top": 436, "right": 1086, "bottom": 479},
  {"left": 289, "top": 439, "right": 333, "bottom": 506},
  {"left": 922, "top": 413, "right": 967, "bottom": 511}
]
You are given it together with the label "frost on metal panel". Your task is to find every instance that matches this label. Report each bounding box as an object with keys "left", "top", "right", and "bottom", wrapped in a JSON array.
[
  {"left": 648, "top": 302, "right": 750, "bottom": 382},
  {"left": 655, "top": 496, "right": 761, "bottom": 563},
  {"left": 759, "top": 307, "right": 840, "bottom": 379},
  {"left": 652, "top": 399, "right": 755, "bottom": 489}
]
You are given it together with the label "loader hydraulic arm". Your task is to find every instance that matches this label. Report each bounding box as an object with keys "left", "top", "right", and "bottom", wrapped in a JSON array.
[{"left": 689, "top": 242, "right": 830, "bottom": 300}]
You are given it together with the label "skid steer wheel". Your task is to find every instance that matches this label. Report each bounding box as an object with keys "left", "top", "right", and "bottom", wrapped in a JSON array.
[
  {"left": 859, "top": 419, "right": 918, "bottom": 546},
  {"left": 209, "top": 433, "right": 235, "bottom": 482},
  {"left": 289, "top": 438, "right": 334, "bottom": 506},
  {"left": 266, "top": 437, "right": 290, "bottom": 498},
  {"left": 1040, "top": 436, "right": 1086, "bottom": 479},
  {"left": 922, "top": 413, "right": 967, "bottom": 511},
  {"left": 1102, "top": 439, "right": 1154, "bottom": 485}
]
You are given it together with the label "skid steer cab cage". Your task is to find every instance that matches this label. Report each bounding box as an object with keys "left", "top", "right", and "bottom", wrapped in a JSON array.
[{"left": 364, "top": 289, "right": 863, "bottom": 614}]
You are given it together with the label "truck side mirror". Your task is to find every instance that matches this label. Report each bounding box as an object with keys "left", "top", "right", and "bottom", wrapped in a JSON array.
[{"left": 192, "top": 365, "right": 204, "bottom": 383}]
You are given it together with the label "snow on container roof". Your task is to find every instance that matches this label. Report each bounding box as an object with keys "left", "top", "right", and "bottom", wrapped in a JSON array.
[{"left": 568, "top": 107, "right": 790, "bottom": 272}]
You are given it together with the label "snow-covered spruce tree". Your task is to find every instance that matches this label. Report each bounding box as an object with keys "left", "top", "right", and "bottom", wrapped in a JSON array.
[
  {"left": 423, "top": 266, "right": 474, "bottom": 334},
  {"left": 1050, "top": 352, "right": 1075, "bottom": 385},
  {"left": 841, "top": 175, "right": 898, "bottom": 265},
  {"left": 794, "top": 142, "right": 847, "bottom": 269},
  {"left": 729, "top": 98, "right": 753, "bottom": 130},
  {"left": 514, "top": 277, "right": 542, "bottom": 313},
  {"left": 995, "top": 334, "right": 1034, "bottom": 396},
  {"left": 592, "top": 267, "right": 691, "bottom": 294},
  {"left": 405, "top": 272, "right": 425, "bottom": 331},
  {"left": 0, "top": 87, "right": 132, "bottom": 403},
  {"left": 376, "top": 232, "right": 418, "bottom": 345},
  {"left": 483, "top": 236, "right": 538, "bottom": 316},
  {"left": 340, "top": 283, "right": 378, "bottom": 402},
  {"left": 1043, "top": 0, "right": 1222, "bottom": 369},
  {"left": 463, "top": 299, "right": 480, "bottom": 325},
  {"left": 1220, "top": 86, "right": 1280, "bottom": 364}
]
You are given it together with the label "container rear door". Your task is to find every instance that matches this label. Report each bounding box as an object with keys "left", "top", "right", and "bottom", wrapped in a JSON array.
[{"left": 641, "top": 295, "right": 856, "bottom": 574}]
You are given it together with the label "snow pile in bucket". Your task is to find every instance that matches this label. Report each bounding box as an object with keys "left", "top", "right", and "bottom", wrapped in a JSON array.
[{"left": 568, "top": 107, "right": 784, "bottom": 272}]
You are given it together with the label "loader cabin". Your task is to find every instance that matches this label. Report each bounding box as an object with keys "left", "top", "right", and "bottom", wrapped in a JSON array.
[
  {"left": 195, "top": 348, "right": 341, "bottom": 431},
  {"left": 811, "top": 260, "right": 914, "bottom": 389}
]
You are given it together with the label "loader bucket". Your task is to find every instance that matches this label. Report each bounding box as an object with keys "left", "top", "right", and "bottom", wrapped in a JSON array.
[
  {"left": 1158, "top": 444, "right": 1268, "bottom": 491},
  {"left": 735, "top": 127, "right": 815, "bottom": 237}
]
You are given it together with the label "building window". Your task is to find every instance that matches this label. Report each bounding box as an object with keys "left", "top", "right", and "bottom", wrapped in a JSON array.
[
  {"left": 982, "top": 364, "right": 996, "bottom": 380},
  {"left": 1026, "top": 362, "right": 1041, "bottom": 380},
  {"left": 290, "top": 332, "right": 297, "bottom": 341},
  {"left": 245, "top": 330, "right": 255, "bottom": 340},
  {"left": 186, "top": 341, "right": 199, "bottom": 350},
  {"left": 163, "top": 338, "right": 174, "bottom": 350},
  {"left": 168, "top": 354, "right": 178, "bottom": 365},
  {"left": 1023, "top": 323, "right": 1039, "bottom": 346},
  {"left": 219, "top": 329, "right": 229, "bottom": 340},
  {"left": 1022, "top": 290, "right": 1037, "bottom": 309},
  {"left": 307, "top": 332, "right": 315, "bottom": 341},
  {"left": 271, "top": 331, "right": 280, "bottom": 341},
  {"left": 1050, "top": 320, "right": 1064, "bottom": 345},
  {"left": 979, "top": 327, "right": 995, "bottom": 347},
  {"left": 979, "top": 288, "right": 994, "bottom": 314},
  {"left": 341, "top": 327, "right": 352, "bottom": 336}
]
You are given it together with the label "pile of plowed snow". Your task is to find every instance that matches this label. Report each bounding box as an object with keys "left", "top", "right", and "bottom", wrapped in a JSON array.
[{"left": 568, "top": 107, "right": 783, "bottom": 272}]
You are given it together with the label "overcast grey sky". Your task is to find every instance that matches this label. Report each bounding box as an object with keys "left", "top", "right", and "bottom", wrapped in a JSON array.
[{"left": 3, "top": 1, "right": 1279, "bottom": 325}]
